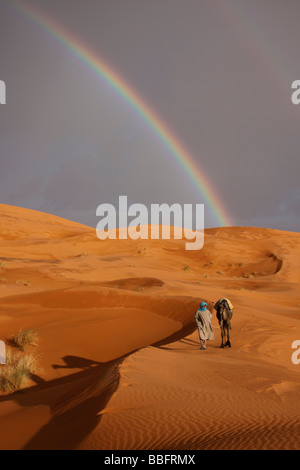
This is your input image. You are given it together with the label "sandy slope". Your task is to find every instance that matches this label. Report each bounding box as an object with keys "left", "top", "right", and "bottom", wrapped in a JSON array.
[{"left": 0, "top": 204, "right": 299, "bottom": 449}]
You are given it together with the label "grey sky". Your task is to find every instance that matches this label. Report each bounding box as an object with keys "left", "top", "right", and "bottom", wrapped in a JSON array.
[{"left": 0, "top": 0, "right": 299, "bottom": 230}]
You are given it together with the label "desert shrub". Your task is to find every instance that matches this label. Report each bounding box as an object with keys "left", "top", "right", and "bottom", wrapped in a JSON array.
[
  {"left": 16, "top": 280, "right": 31, "bottom": 287},
  {"left": 13, "top": 328, "right": 38, "bottom": 351},
  {"left": 0, "top": 350, "right": 36, "bottom": 392}
]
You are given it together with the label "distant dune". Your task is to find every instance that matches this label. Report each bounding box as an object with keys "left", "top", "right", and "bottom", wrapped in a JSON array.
[{"left": 0, "top": 204, "right": 299, "bottom": 450}]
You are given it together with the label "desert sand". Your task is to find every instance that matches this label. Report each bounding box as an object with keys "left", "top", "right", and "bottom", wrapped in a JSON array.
[{"left": 0, "top": 203, "right": 299, "bottom": 450}]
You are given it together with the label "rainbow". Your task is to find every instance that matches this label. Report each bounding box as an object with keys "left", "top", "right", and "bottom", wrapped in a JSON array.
[{"left": 7, "top": 0, "right": 232, "bottom": 227}]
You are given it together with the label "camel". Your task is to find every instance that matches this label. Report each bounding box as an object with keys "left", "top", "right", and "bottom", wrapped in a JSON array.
[{"left": 213, "top": 298, "right": 233, "bottom": 348}]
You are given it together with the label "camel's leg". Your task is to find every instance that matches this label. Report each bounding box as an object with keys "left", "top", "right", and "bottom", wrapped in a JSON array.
[
  {"left": 225, "top": 323, "right": 231, "bottom": 347},
  {"left": 220, "top": 322, "right": 225, "bottom": 348}
]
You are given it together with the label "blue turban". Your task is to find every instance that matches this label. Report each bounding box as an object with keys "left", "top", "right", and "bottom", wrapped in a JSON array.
[{"left": 200, "top": 302, "right": 207, "bottom": 311}]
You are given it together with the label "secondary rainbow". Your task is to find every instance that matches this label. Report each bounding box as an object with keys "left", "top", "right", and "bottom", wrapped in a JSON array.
[{"left": 8, "top": 0, "right": 232, "bottom": 227}]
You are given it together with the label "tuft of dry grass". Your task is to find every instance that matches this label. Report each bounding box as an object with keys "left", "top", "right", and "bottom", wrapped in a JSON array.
[
  {"left": 136, "top": 287, "right": 143, "bottom": 292},
  {"left": 16, "top": 280, "right": 31, "bottom": 287},
  {"left": 204, "top": 261, "right": 214, "bottom": 267},
  {"left": 0, "top": 350, "right": 37, "bottom": 392},
  {"left": 13, "top": 328, "right": 38, "bottom": 351}
]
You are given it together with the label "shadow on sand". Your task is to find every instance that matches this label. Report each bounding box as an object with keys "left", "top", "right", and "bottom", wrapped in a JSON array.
[
  {"left": 0, "top": 303, "right": 209, "bottom": 449},
  {"left": 0, "top": 354, "right": 128, "bottom": 449},
  {"left": 152, "top": 322, "right": 198, "bottom": 349}
]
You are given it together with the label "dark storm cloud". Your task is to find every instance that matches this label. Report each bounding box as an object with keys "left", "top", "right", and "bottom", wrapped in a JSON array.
[{"left": 0, "top": 0, "right": 299, "bottom": 229}]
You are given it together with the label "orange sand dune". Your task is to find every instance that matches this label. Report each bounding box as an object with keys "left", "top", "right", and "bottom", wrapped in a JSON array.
[{"left": 0, "top": 204, "right": 299, "bottom": 449}]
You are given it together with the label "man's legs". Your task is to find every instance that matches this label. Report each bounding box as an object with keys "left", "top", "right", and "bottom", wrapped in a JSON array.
[{"left": 200, "top": 339, "right": 206, "bottom": 349}]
